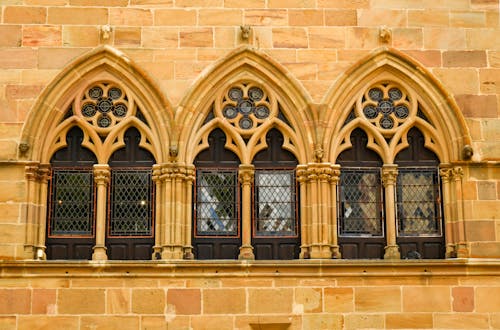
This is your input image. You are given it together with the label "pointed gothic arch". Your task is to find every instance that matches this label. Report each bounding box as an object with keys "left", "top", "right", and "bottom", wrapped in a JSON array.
[
  {"left": 176, "top": 46, "right": 315, "bottom": 165},
  {"left": 20, "top": 45, "right": 173, "bottom": 164},
  {"left": 322, "top": 47, "right": 471, "bottom": 164}
]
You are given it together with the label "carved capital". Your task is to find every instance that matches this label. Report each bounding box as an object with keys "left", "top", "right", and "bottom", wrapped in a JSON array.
[
  {"left": 381, "top": 165, "right": 398, "bottom": 187},
  {"left": 452, "top": 166, "right": 463, "bottom": 181},
  {"left": 37, "top": 164, "right": 52, "bottom": 183},
  {"left": 93, "top": 164, "right": 110, "bottom": 185},
  {"left": 238, "top": 165, "right": 254, "bottom": 185},
  {"left": 439, "top": 167, "right": 453, "bottom": 183}
]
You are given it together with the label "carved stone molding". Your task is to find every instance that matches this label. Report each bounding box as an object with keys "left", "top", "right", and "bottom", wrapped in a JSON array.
[{"left": 381, "top": 164, "right": 398, "bottom": 187}]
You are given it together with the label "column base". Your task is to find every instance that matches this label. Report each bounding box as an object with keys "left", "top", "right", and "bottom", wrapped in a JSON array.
[
  {"left": 35, "top": 246, "right": 46, "bottom": 260},
  {"left": 445, "top": 243, "right": 457, "bottom": 258},
  {"left": 309, "top": 244, "right": 333, "bottom": 259},
  {"left": 92, "top": 245, "right": 108, "bottom": 261},
  {"left": 331, "top": 245, "right": 341, "bottom": 259},
  {"left": 456, "top": 243, "right": 469, "bottom": 258},
  {"left": 238, "top": 245, "right": 255, "bottom": 260},
  {"left": 183, "top": 246, "right": 194, "bottom": 260},
  {"left": 383, "top": 245, "right": 400, "bottom": 260},
  {"left": 160, "top": 245, "right": 184, "bottom": 260},
  {"left": 300, "top": 246, "right": 310, "bottom": 259}
]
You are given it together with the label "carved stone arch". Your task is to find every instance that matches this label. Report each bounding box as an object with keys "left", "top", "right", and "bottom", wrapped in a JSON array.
[
  {"left": 323, "top": 47, "right": 471, "bottom": 164},
  {"left": 20, "top": 45, "right": 173, "bottom": 164},
  {"left": 177, "top": 46, "right": 314, "bottom": 165}
]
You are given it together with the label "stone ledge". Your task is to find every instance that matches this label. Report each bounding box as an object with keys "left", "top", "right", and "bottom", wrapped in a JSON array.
[{"left": 1, "top": 258, "right": 499, "bottom": 278}]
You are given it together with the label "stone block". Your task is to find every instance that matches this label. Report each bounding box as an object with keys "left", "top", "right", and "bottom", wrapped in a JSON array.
[
  {"left": 224, "top": 0, "right": 265, "bottom": 8},
  {"left": 175, "top": 61, "right": 210, "bottom": 80},
  {"left": 358, "top": 9, "right": 407, "bottom": 27},
  {"left": 180, "top": 28, "right": 213, "bottom": 47},
  {"left": 4, "top": 6, "right": 46, "bottom": 24},
  {"left": 18, "top": 316, "right": 79, "bottom": 330},
  {"left": 297, "top": 49, "right": 337, "bottom": 62},
  {"left": 215, "top": 27, "right": 236, "bottom": 48},
  {"left": 0, "top": 224, "right": 24, "bottom": 244},
  {"left": 318, "top": 0, "right": 370, "bottom": 8},
  {"left": 309, "top": 27, "right": 345, "bottom": 48},
  {"left": 0, "top": 289, "right": 30, "bottom": 314},
  {"left": 107, "top": 288, "right": 130, "bottom": 314},
  {"left": 191, "top": 316, "right": 235, "bottom": 330},
  {"left": 454, "top": 94, "right": 497, "bottom": 118},
  {"left": 0, "top": 317, "right": 16, "bottom": 330},
  {"left": 452, "top": 286, "right": 474, "bottom": 312},
  {"left": 302, "top": 314, "right": 343, "bottom": 330},
  {"left": 402, "top": 286, "right": 451, "bottom": 312},
  {"left": 489, "top": 51, "right": 500, "bottom": 67},
  {"left": 284, "top": 63, "right": 317, "bottom": 80},
  {"left": 289, "top": 10, "right": 324, "bottom": 26},
  {"left": 81, "top": 316, "right": 140, "bottom": 330},
  {"left": 324, "top": 287, "right": 354, "bottom": 312},
  {"left": 443, "top": 51, "right": 487, "bottom": 67},
  {"left": 166, "top": 288, "right": 201, "bottom": 314},
  {"left": 346, "top": 27, "right": 379, "bottom": 49},
  {"left": 114, "top": 27, "right": 142, "bottom": 47},
  {"left": 176, "top": 0, "right": 222, "bottom": 6},
  {"left": 38, "top": 48, "right": 87, "bottom": 70},
  {"left": 62, "top": 26, "right": 99, "bottom": 47},
  {"left": 142, "top": 315, "right": 190, "bottom": 330},
  {"left": 462, "top": 181, "right": 478, "bottom": 200},
  {"left": 58, "top": 289, "right": 105, "bottom": 314},
  {"left": 355, "top": 287, "right": 401, "bottom": 312},
  {"left": 109, "top": 8, "right": 153, "bottom": 26},
  {"left": 385, "top": 313, "right": 433, "bottom": 329},
  {"left": 432, "top": 68, "right": 479, "bottom": 95},
  {"left": 467, "top": 29, "right": 500, "bottom": 50},
  {"left": 403, "top": 50, "right": 441, "bottom": 67},
  {"left": 294, "top": 287, "right": 322, "bottom": 313},
  {"left": 203, "top": 288, "right": 246, "bottom": 314},
  {"left": 344, "top": 314, "right": 385, "bottom": 329},
  {"left": 0, "top": 49, "right": 37, "bottom": 69},
  {"left": 469, "top": 242, "right": 500, "bottom": 258},
  {"left": 393, "top": 28, "right": 423, "bottom": 48},
  {"left": 244, "top": 10, "right": 287, "bottom": 26},
  {"left": 248, "top": 288, "right": 293, "bottom": 314},
  {"left": 424, "top": 28, "right": 466, "bottom": 49},
  {"left": 268, "top": 0, "right": 315, "bottom": 8},
  {"left": 325, "top": 10, "right": 357, "bottom": 26},
  {"left": 131, "top": 289, "right": 165, "bottom": 314},
  {"left": 434, "top": 313, "right": 490, "bottom": 329},
  {"left": 5, "top": 85, "right": 43, "bottom": 100},
  {"left": 480, "top": 69, "right": 500, "bottom": 94},
  {"left": 70, "top": 0, "right": 128, "bottom": 5},
  {"left": 199, "top": 9, "right": 243, "bottom": 26},
  {"left": 476, "top": 286, "right": 500, "bottom": 312},
  {"left": 142, "top": 28, "right": 179, "bottom": 48},
  {"left": 450, "top": 11, "right": 487, "bottom": 28},
  {"left": 408, "top": 10, "right": 449, "bottom": 27},
  {"left": 272, "top": 28, "right": 308, "bottom": 48},
  {"left": 32, "top": 289, "right": 57, "bottom": 314},
  {"left": 221, "top": 278, "right": 273, "bottom": 287},
  {"left": 22, "top": 25, "right": 61, "bottom": 47},
  {"left": 48, "top": 7, "right": 108, "bottom": 25},
  {"left": 155, "top": 9, "right": 196, "bottom": 26},
  {"left": 477, "top": 181, "right": 497, "bottom": 200}
]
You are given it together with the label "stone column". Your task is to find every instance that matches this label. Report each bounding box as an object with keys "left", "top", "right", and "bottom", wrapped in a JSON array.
[
  {"left": 439, "top": 166, "right": 456, "bottom": 258},
  {"left": 382, "top": 164, "right": 400, "bottom": 260},
  {"left": 329, "top": 165, "right": 341, "bottom": 259},
  {"left": 452, "top": 167, "right": 468, "bottom": 258},
  {"left": 182, "top": 165, "right": 195, "bottom": 259},
  {"left": 24, "top": 164, "right": 39, "bottom": 259},
  {"left": 238, "top": 164, "right": 255, "bottom": 260},
  {"left": 92, "top": 164, "right": 110, "bottom": 261},
  {"left": 152, "top": 164, "right": 163, "bottom": 259},
  {"left": 35, "top": 164, "right": 51, "bottom": 260},
  {"left": 296, "top": 166, "right": 310, "bottom": 258}
]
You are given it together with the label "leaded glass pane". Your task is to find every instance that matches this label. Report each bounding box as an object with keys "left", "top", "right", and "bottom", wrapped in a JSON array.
[
  {"left": 49, "top": 169, "right": 94, "bottom": 236},
  {"left": 196, "top": 170, "right": 238, "bottom": 236},
  {"left": 397, "top": 168, "right": 442, "bottom": 237},
  {"left": 255, "top": 170, "right": 296, "bottom": 237},
  {"left": 338, "top": 168, "right": 383, "bottom": 236},
  {"left": 109, "top": 169, "right": 153, "bottom": 236}
]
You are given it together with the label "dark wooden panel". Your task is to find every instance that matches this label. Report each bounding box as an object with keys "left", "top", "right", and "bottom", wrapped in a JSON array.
[
  {"left": 106, "top": 238, "right": 154, "bottom": 260},
  {"left": 46, "top": 239, "right": 94, "bottom": 260},
  {"left": 339, "top": 237, "right": 385, "bottom": 259}
]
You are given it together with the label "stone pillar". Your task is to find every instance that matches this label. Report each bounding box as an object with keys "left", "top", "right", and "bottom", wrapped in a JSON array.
[
  {"left": 92, "top": 164, "right": 110, "bottom": 261},
  {"left": 182, "top": 165, "right": 195, "bottom": 259},
  {"left": 35, "top": 164, "right": 51, "bottom": 260},
  {"left": 329, "top": 165, "right": 341, "bottom": 259},
  {"left": 238, "top": 164, "right": 255, "bottom": 260},
  {"left": 296, "top": 166, "right": 310, "bottom": 258},
  {"left": 152, "top": 164, "right": 163, "bottom": 259},
  {"left": 382, "top": 164, "right": 400, "bottom": 260},
  {"left": 24, "top": 164, "right": 39, "bottom": 259},
  {"left": 439, "top": 166, "right": 456, "bottom": 258},
  {"left": 452, "top": 167, "right": 468, "bottom": 258}
]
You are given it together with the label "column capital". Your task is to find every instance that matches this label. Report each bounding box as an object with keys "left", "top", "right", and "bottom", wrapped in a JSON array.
[
  {"left": 439, "top": 167, "right": 453, "bottom": 183},
  {"left": 93, "top": 164, "right": 110, "bottom": 184},
  {"left": 452, "top": 166, "right": 464, "bottom": 181},
  {"left": 238, "top": 164, "right": 255, "bottom": 185},
  {"left": 381, "top": 164, "right": 398, "bottom": 187}
]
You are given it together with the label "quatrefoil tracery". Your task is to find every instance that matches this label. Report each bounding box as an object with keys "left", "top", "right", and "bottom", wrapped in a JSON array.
[
  {"left": 76, "top": 82, "right": 131, "bottom": 134},
  {"left": 360, "top": 83, "right": 412, "bottom": 131},
  {"left": 217, "top": 83, "right": 275, "bottom": 136}
]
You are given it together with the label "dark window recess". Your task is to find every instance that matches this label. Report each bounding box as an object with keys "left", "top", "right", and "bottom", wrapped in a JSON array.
[
  {"left": 46, "top": 126, "right": 97, "bottom": 260},
  {"left": 106, "top": 127, "right": 155, "bottom": 260},
  {"left": 192, "top": 128, "right": 241, "bottom": 260},
  {"left": 337, "top": 128, "right": 385, "bottom": 259}
]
